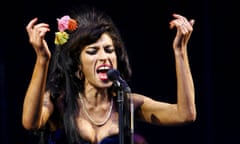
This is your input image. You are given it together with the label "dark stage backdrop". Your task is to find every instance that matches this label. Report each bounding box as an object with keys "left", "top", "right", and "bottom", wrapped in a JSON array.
[
  {"left": 1, "top": 0, "right": 239, "bottom": 144},
  {"left": 0, "top": 63, "right": 9, "bottom": 144}
]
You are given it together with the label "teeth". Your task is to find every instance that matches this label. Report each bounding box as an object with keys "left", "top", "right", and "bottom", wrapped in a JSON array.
[{"left": 98, "top": 66, "right": 110, "bottom": 70}]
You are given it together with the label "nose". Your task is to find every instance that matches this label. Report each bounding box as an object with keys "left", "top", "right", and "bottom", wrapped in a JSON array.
[{"left": 98, "top": 48, "right": 109, "bottom": 60}]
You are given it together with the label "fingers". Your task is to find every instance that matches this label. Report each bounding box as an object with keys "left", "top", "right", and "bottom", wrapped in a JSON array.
[
  {"left": 26, "top": 17, "right": 50, "bottom": 33},
  {"left": 26, "top": 18, "right": 50, "bottom": 42},
  {"left": 189, "top": 19, "right": 195, "bottom": 26},
  {"left": 169, "top": 13, "right": 195, "bottom": 30},
  {"left": 33, "top": 23, "right": 50, "bottom": 38},
  {"left": 26, "top": 18, "right": 51, "bottom": 52},
  {"left": 26, "top": 17, "right": 38, "bottom": 32}
]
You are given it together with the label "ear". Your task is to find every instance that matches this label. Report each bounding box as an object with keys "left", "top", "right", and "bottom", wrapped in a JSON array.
[{"left": 75, "top": 64, "right": 84, "bottom": 80}]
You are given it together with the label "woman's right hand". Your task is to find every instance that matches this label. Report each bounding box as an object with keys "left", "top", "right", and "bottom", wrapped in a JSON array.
[{"left": 26, "top": 18, "right": 51, "bottom": 60}]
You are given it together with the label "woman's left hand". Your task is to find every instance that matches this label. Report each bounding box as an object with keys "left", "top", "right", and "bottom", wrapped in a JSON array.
[{"left": 169, "top": 14, "right": 195, "bottom": 51}]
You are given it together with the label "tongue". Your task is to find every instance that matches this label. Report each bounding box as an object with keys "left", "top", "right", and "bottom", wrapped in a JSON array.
[{"left": 98, "top": 72, "right": 108, "bottom": 81}]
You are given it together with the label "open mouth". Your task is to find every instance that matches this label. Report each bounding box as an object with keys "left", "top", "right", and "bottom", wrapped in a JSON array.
[{"left": 96, "top": 65, "right": 112, "bottom": 81}]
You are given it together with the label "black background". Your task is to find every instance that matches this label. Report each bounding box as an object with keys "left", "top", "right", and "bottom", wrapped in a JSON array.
[{"left": 0, "top": 0, "right": 239, "bottom": 144}]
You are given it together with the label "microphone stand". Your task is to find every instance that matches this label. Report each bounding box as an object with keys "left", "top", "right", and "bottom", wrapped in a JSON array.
[
  {"left": 116, "top": 81, "right": 124, "bottom": 144},
  {"left": 125, "top": 92, "right": 134, "bottom": 144},
  {"left": 113, "top": 80, "right": 134, "bottom": 144}
]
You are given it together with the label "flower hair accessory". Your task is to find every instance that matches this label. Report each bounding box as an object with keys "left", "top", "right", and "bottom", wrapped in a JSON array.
[{"left": 54, "top": 15, "right": 78, "bottom": 45}]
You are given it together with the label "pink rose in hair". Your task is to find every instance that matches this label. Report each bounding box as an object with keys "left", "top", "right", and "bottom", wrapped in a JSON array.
[{"left": 57, "top": 15, "right": 70, "bottom": 32}]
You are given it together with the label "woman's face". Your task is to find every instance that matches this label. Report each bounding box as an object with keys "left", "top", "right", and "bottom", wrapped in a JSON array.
[{"left": 80, "top": 33, "right": 117, "bottom": 88}]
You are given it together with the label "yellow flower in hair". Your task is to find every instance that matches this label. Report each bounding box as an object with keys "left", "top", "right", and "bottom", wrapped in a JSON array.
[{"left": 54, "top": 31, "right": 69, "bottom": 45}]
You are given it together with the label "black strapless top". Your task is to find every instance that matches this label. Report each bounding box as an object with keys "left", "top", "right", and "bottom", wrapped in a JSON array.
[
  {"left": 47, "top": 129, "right": 119, "bottom": 144},
  {"left": 35, "top": 128, "right": 146, "bottom": 144}
]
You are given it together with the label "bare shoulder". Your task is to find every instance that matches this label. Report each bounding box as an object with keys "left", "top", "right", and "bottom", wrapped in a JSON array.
[
  {"left": 131, "top": 93, "right": 168, "bottom": 111},
  {"left": 130, "top": 93, "right": 153, "bottom": 109},
  {"left": 130, "top": 93, "right": 154, "bottom": 121}
]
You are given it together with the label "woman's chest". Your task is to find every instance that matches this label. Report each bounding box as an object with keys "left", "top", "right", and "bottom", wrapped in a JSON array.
[{"left": 76, "top": 112, "right": 119, "bottom": 143}]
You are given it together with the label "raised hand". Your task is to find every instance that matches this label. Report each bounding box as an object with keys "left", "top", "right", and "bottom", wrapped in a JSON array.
[
  {"left": 169, "top": 14, "right": 195, "bottom": 52},
  {"left": 26, "top": 18, "right": 51, "bottom": 59}
]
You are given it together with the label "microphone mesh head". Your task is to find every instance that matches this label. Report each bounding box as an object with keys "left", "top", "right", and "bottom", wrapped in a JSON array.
[{"left": 107, "top": 69, "right": 120, "bottom": 81}]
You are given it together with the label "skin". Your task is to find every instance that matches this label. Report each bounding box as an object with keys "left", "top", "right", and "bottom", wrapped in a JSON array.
[{"left": 22, "top": 13, "right": 196, "bottom": 143}]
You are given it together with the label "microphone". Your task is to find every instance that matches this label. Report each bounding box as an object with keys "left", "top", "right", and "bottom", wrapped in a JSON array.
[
  {"left": 107, "top": 68, "right": 131, "bottom": 93},
  {"left": 107, "top": 68, "right": 134, "bottom": 144}
]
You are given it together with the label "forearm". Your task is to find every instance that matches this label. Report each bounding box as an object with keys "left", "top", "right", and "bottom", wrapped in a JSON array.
[
  {"left": 22, "top": 56, "right": 50, "bottom": 129},
  {"left": 174, "top": 49, "right": 196, "bottom": 122}
]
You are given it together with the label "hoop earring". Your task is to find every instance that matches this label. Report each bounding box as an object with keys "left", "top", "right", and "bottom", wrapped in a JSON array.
[
  {"left": 79, "top": 71, "right": 84, "bottom": 80},
  {"left": 76, "top": 70, "right": 84, "bottom": 80}
]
